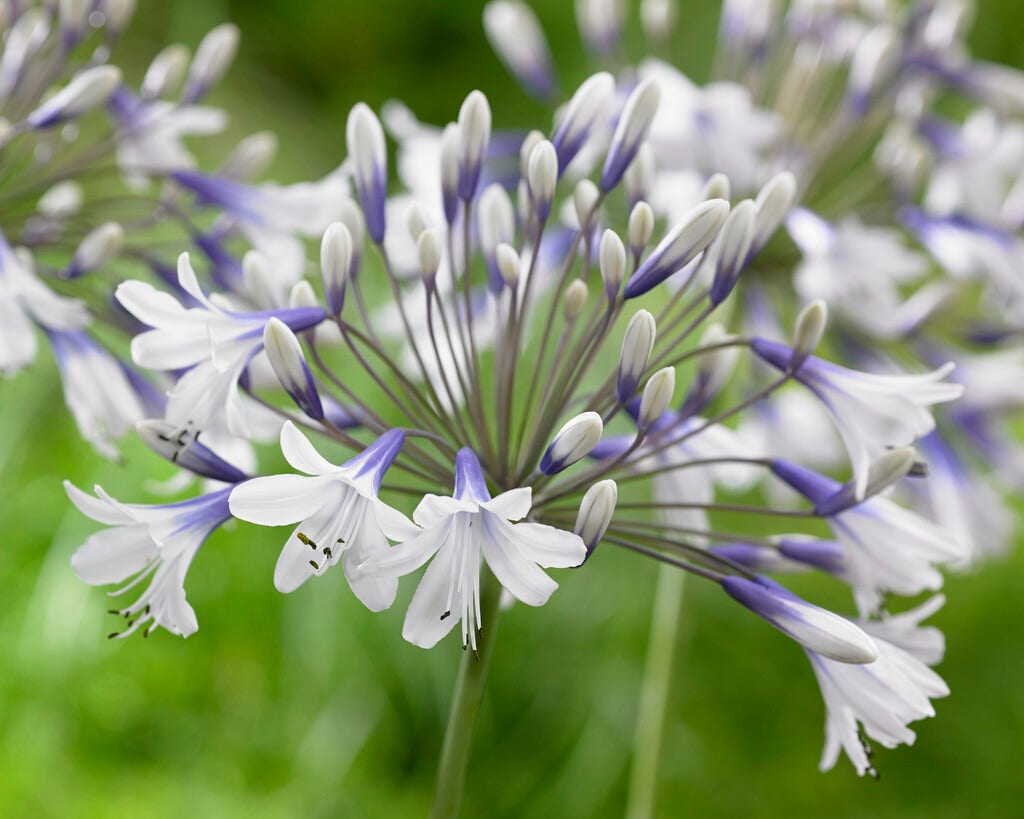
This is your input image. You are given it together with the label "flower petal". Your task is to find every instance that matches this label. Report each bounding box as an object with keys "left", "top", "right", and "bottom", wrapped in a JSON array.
[
  {"left": 229, "top": 474, "right": 331, "bottom": 526},
  {"left": 509, "top": 521, "right": 587, "bottom": 568},
  {"left": 402, "top": 545, "right": 460, "bottom": 649},
  {"left": 480, "top": 514, "right": 558, "bottom": 606},
  {"left": 70, "top": 525, "right": 157, "bottom": 585},
  {"left": 279, "top": 420, "right": 338, "bottom": 475}
]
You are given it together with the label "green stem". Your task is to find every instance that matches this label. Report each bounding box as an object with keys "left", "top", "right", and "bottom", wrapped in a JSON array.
[
  {"left": 626, "top": 565, "right": 687, "bottom": 819},
  {"left": 429, "top": 571, "right": 503, "bottom": 819}
]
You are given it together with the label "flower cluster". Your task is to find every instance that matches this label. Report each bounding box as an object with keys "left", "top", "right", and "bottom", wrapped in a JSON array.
[
  {"left": 0, "top": 1, "right": 346, "bottom": 457},
  {"left": 34, "top": 0, "right": 1012, "bottom": 781}
]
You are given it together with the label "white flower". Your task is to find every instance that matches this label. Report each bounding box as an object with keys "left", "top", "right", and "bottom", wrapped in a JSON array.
[
  {"left": 66, "top": 482, "right": 233, "bottom": 638},
  {"left": 770, "top": 459, "right": 967, "bottom": 614},
  {"left": 228, "top": 421, "right": 417, "bottom": 609},
  {"left": 0, "top": 234, "right": 88, "bottom": 375},
  {"left": 639, "top": 58, "right": 782, "bottom": 194},
  {"left": 752, "top": 339, "right": 964, "bottom": 498},
  {"left": 359, "top": 448, "right": 586, "bottom": 649},
  {"left": 809, "top": 596, "right": 949, "bottom": 776},
  {"left": 47, "top": 329, "right": 147, "bottom": 459},
  {"left": 173, "top": 167, "right": 351, "bottom": 284},
  {"left": 116, "top": 252, "right": 324, "bottom": 437},
  {"left": 787, "top": 208, "right": 934, "bottom": 339},
  {"left": 109, "top": 87, "right": 227, "bottom": 188}
]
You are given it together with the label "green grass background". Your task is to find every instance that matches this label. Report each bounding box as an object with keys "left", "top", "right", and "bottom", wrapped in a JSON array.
[{"left": 2, "top": 1, "right": 1023, "bottom": 816}]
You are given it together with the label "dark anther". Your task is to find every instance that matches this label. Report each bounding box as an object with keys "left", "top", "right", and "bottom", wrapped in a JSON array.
[
  {"left": 440, "top": 611, "right": 451, "bottom": 621},
  {"left": 297, "top": 532, "right": 317, "bottom": 549},
  {"left": 309, "top": 560, "right": 320, "bottom": 570}
]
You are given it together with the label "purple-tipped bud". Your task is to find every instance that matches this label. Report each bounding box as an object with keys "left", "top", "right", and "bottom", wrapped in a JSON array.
[
  {"left": 601, "top": 78, "right": 660, "bottom": 191},
  {"left": 553, "top": 72, "right": 616, "bottom": 173},
  {"left": 27, "top": 65, "right": 121, "bottom": 128},
  {"left": 599, "top": 229, "right": 626, "bottom": 299},
  {"left": 484, "top": 1, "right": 557, "bottom": 101},
  {"left": 67, "top": 222, "right": 123, "bottom": 278},
  {"left": 722, "top": 575, "right": 878, "bottom": 663},
  {"left": 624, "top": 199, "right": 729, "bottom": 298},
  {"left": 457, "top": 91, "right": 492, "bottom": 200},
  {"left": 709, "top": 199, "right": 756, "bottom": 305},
  {"left": 540, "top": 412, "right": 604, "bottom": 474},
  {"left": 440, "top": 123, "right": 461, "bottom": 224},
  {"left": 814, "top": 448, "right": 917, "bottom": 515},
  {"left": 321, "top": 222, "right": 352, "bottom": 315},
  {"left": 142, "top": 44, "right": 190, "bottom": 100},
  {"left": 528, "top": 140, "right": 558, "bottom": 222},
  {"left": 181, "top": 24, "right": 238, "bottom": 103},
  {"left": 776, "top": 538, "right": 846, "bottom": 574},
  {"left": 346, "top": 103, "right": 388, "bottom": 245},
  {"left": 618, "top": 309, "right": 656, "bottom": 402},
  {"left": 576, "top": 0, "right": 625, "bottom": 55},
  {"left": 263, "top": 318, "right": 323, "bottom": 421},
  {"left": 638, "top": 367, "right": 676, "bottom": 431},
  {"left": 575, "top": 479, "right": 617, "bottom": 557},
  {"left": 137, "top": 419, "right": 248, "bottom": 484}
]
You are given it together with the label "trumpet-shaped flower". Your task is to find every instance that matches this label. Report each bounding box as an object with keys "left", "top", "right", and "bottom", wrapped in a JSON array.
[
  {"left": 228, "top": 422, "right": 417, "bottom": 608},
  {"left": 809, "top": 597, "right": 949, "bottom": 776},
  {"left": 359, "top": 448, "right": 586, "bottom": 649},
  {"left": 66, "top": 482, "right": 233, "bottom": 638},
  {"left": 752, "top": 339, "right": 963, "bottom": 498},
  {"left": 116, "top": 252, "right": 325, "bottom": 437}
]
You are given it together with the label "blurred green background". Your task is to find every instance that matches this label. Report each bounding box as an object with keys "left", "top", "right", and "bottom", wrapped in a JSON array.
[{"left": 3, "top": 1, "right": 1024, "bottom": 817}]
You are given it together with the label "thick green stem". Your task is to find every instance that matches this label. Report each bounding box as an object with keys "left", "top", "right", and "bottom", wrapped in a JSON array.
[
  {"left": 626, "top": 565, "right": 687, "bottom": 819},
  {"left": 428, "top": 571, "right": 503, "bottom": 819}
]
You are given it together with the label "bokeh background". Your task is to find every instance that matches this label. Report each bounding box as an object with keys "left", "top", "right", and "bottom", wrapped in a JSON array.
[{"left": 2, "top": 1, "right": 1024, "bottom": 816}]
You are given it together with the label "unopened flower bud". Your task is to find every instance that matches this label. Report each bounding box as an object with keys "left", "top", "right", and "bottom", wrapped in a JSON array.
[
  {"left": 640, "top": 0, "right": 678, "bottom": 42},
  {"left": 709, "top": 199, "right": 756, "bottom": 305},
  {"left": 407, "top": 201, "right": 428, "bottom": 242},
  {"left": 457, "top": 90, "right": 491, "bottom": 200},
  {"left": 484, "top": 1, "right": 556, "bottom": 101},
  {"left": 219, "top": 131, "right": 277, "bottom": 181},
  {"left": 142, "top": 44, "right": 189, "bottom": 99},
  {"left": 563, "top": 279, "right": 589, "bottom": 319},
  {"left": 68, "top": 222, "right": 122, "bottom": 277},
  {"left": 575, "top": 479, "right": 617, "bottom": 557},
  {"left": 540, "top": 411, "right": 604, "bottom": 474},
  {"left": 60, "top": 0, "right": 90, "bottom": 41},
  {"left": 627, "top": 201, "right": 655, "bottom": 256},
  {"left": 242, "top": 250, "right": 282, "bottom": 309},
  {"left": 528, "top": 140, "right": 558, "bottom": 221},
  {"left": 618, "top": 309, "right": 657, "bottom": 402},
  {"left": 599, "top": 229, "right": 626, "bottom": 299},
  {"left": 38, "top": 181, "right": 83, "bottom": 218},
  {"left": 573, "top": 178, "right": 601, "bottom": 229},
  {"left": 136, "top": 420, "right": 248, "bottom": 484},
  {"left": 638, "top": 366, "right": 676, "bottom": 430},
  {"left": 722, "top": 575, "right": 879, "bottom": 663},
  {"left": 495, "top": 242, "right": 520, "bottom": 288},
  {"left": 440, "top": 123, "right": 461, "bottom": 224},
  {"left": 346, "top": 103, "right": 388, "bottom": 244},
  {"left": 321, "top": 222, "right": 352, "bottom": 314},
  {"left": 752, "top": 172, "right": 796, "bottom": 251},
  {"left": 263, "top": 318, "right": 324, "bottom": 421},
  {"left": 601, "top": 78, "right": 660, "bottom": 191},
  {"left": 816, "top": 447, "right": 918, "bottom": 513},
  {"left": 553, "top": 72, "right": 616, "bottom": 172},
  {"left": 181, "top": 23, "right": 238, "bottom": 103},
  {"left": 702, "top": 172, "right": 731, "bottom": 201},
  {"left": 27, "top": 65, "right": 121, "bottom": 129},
  {"left": 101, "top": 0, "right": 136, "bottom": 34},
  {"left": 791, "top": 299, "right": 827, "bottom": 369},
  {"left": 623, "top": 143, "right": 654, "bottom": 210},
  {"left": 418, "top": 228, "right": 442, "bottom": 284},
  {"left": 847, "top": 25, "right": 897, "bottom": 112},
  {"left": 625, "top": 198, "right": 729, "bottom": 298},
  {"left": 519, "top": 129, "right": 545, "bottom": 183},
  {"left": 338, "top": 200, "right": 365, "bottom": 280},
  {"left": 289, "top": 280, "right": 320, "bottom": 310},
  {"left": 576, "top": 0, "right": 625, "bottom": 55}
]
